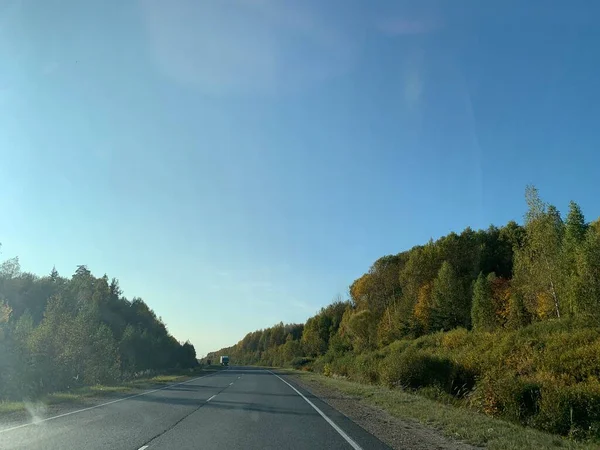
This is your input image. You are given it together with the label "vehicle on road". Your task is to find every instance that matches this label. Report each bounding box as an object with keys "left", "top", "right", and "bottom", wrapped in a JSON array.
[{"left": 220, "top": 355, "right": 229, "bottom": 366}]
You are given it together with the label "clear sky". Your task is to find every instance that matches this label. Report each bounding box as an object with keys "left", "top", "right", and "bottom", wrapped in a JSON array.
[{"left": 1, "top": 1, "right": 599, "bottom": 356}]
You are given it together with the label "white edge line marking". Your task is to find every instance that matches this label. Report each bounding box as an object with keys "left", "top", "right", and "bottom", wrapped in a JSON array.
[
  {"left": 207, "top": 394, "right": 217, "bottom": 402},
  {"left": 138, "top": 446, "right": 149, "bottom": 450},
  {"left": 268, "top": 370, "right": 363, "bottom": 450},
  {"left": 0, "top": 371, "right": 218, "bottom": 434}
]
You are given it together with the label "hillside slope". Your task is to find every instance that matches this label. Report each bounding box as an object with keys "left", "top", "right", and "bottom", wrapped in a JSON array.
[{"left": 209, "top": 187, "right": 600, "bottom": 441}]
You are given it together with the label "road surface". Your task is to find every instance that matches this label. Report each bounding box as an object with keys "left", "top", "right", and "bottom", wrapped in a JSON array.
[{"left": 0, "top": 367, "right": 390, "bottom": 449}]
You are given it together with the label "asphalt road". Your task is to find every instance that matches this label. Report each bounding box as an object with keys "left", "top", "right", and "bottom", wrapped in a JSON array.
[{"left": 0, "top": 367, "right": 390, "bottom": 450}]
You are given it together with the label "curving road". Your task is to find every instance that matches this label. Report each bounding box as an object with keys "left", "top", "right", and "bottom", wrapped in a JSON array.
[{"left": 0, "top": 367, "right": 390, "bottom": 450}]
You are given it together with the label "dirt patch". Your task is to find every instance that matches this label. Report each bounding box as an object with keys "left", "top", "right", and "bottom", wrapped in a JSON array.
[{"left": 288, "top": 373, "right": 479, "bottom": 450}]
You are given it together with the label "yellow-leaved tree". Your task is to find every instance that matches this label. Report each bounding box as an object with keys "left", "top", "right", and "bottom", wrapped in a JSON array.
[{"left": 413, "top": 281, "right": 434, "bottom": 333}]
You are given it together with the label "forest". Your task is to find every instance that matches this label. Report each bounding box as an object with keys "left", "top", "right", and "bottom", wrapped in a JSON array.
[
  {"left": 0, "top": 261, "right": 197, "bottom": 401},
  {"left": 209, "top": 186, "right": 600, "bottom": 439}
]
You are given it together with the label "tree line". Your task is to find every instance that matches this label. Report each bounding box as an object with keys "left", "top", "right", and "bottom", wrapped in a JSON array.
[
  {"left": 209, "top": 187, "right": 600, "bottom": 438},
  {"left": 0, "top": 261, "right": 197, "bottom": 401},
  {"left": 214, "top": 186, "right": 600, "bottom": 363}
]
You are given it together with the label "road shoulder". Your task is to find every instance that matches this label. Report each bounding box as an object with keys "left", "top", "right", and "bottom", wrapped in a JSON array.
[
  {"left": 283, "top": 370, "right": 600, "bottom": 450},
  {"left": 283, "top": 370, "right": 478, "bottom": 450}
]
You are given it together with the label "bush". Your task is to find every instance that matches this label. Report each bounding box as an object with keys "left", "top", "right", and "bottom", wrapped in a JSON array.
[
  {"left": 461, "top": 321, "right": 600, "bottom": 439},
  {"left": 380, "top": 348, "right": 453, "bottom": 390},
  {"left": 440, "top": 327, "right": 471, "bottom": 350},
  {"left": 351, "top": 352, "right": 382, "bottom": 384},
  {"left": 311, "top": 356, "right": 327, "bottom": 374},
  {"left": 534, "top": 381, "right": 600, "bottom": 439},
  {"left": 328, "top": 354, "right": 355, "bottom": 378},
  {"left": 294, "top": 319, "right": 600, "bottom": 440},
  {"left": 289, "top": 357, "right": 313, "bottom": 370},
  {"left": 470, "top": 372, "right": 541, "bottom": 423},
  {"left": 448, "top": 362, "right": 476, "bottom": 398}
]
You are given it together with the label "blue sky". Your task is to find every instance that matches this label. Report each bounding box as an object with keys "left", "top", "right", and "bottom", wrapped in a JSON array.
[{"left": 1, "top": 1, "right": 599, "bottom": 356}]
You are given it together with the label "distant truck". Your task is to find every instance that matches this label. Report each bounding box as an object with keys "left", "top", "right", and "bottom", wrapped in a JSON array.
[{"left": 220, "top": 355, "right": 229, "bottom": 366}]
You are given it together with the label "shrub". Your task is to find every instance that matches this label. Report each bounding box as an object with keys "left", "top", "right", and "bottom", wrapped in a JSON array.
[
  {"left": 534, "top": 381, "right": 600, "bottom": 439},
  {"left": 289, "top": 357, "right": 313, "bottom": 370},
  {"left": 311, "top": 356, "right": 327, "bottom": 374},
  {"left": 541, "top": 331, "right": 600, "bottom": 382},
  {"left": 305, "top": 318, "right": 600, "bottom": 439},
  {"left": 328, "top": 354, "right": 354, "bottom": 378},
  {"left": 351, "top": 352, "right": 382, "bottom": 384},
  {"left": 448, "top": 362, "right": 476, "bottom": 398},
  {"left": 440, "top": 327, "right": 471, "bottom": 350},
  {"left": 470, "top": 372, "right": 541, "bottom": 423},
  {"left": 380, "top": 348, "right": 453, "bottom": 390}
]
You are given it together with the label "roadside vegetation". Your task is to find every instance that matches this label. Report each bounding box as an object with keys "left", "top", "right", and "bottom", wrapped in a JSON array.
[
  {"left": 210, "top": 186, "right": 600, "bottom": 443},
  {"left": 0, "top": 366, "right": 221, "bottom": 416},
  {"left": 0, "top": 260, "right": 198, "bottom": 404},
  {"left": 292, "top": 370, "right": 599, "bottom": 450}
]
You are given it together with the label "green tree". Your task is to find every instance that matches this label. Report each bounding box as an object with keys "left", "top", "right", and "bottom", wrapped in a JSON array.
[
  {"left": 571, "top": 223, "right": 600, "bottom": 317},
  {"left": 301, "top": 301, "right": 348, "bottom": 356},
  {"left": 482, "top": 222, "right": 524, "bottom": 278},
  {"left": 471, "top": 272, "right": 498, "bottom": 331},
  {"left": 431, "top": 261, "right": 469, "bottom": 331},
  {"left": 0, "top": 301, "right": 16, "bottom": 399},
  {"left": 562, "top": 201, "right": 588, "bottom": 316},
  {"left": 564, "top": 201, "right": 587, "bottom": 245},
  {"left": 280, "top": 335, "right": 303, "bottom": 362},
  {"left": 119, "top": 324, "right": 140, "bottom": 373},
  {"left": 514, "top": 186, "right": 564, "bottom": 319},
  {"left": 344, "top": 309, "right": 377, "bottom": 352},
  {"left": 506, "top": 291, "right": 530, "bottom": 330},
  {"left": 82, "top": 323, "right": 120, "bottom": 384},
  {"left": 0, "top": 257, "right": 21, "bottom": 279},
  {"left": 0, "top": 256, "right": 200, "bottom": 401},
  {"left": 269, "top": 322, "right": 286, "bottom": 348},
  {"left": 399, "top": 242, "right": 442, "bottom": 328},
  {"left": 179, "top": 341, "right": 198, "bottom": 368}
]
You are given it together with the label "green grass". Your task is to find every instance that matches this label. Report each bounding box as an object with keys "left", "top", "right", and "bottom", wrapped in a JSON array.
[
  {"left": 289, "top": 370, "right": 600, "bottom": 450},
  {"left": 0, "top": 366, "right": 223, "bottom": 416}
]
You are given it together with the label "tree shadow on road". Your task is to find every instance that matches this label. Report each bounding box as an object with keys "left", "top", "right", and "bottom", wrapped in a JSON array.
[{"left": 132, "top": 394, "right": 319, "bottom": 416}]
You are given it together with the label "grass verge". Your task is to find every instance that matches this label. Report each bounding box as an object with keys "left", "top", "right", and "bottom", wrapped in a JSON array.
[
  {"left": 0, "top": 365, "right": 224, "bottom": 417},
  {"left": 287, "top": 370, "right": 600, "bottom": 450}
]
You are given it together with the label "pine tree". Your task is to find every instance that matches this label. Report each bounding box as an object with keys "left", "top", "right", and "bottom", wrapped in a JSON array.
[
  {"left": 565, "top": 201, "right": 587, "bottom": 245},
  {"left": 561, "top": 201, "right": 588, "bottom": 315},
  {"left": 50, "top": 266, "right": 59, "bottom": 281}
]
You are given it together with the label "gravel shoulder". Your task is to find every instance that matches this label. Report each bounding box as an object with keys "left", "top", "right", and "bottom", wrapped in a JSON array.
[
  {"left": 284, "top": 370, "right": 598, "bottom": 450},
  {"left": 287, "top": 371, "right": 477, "bottom": 450}
]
